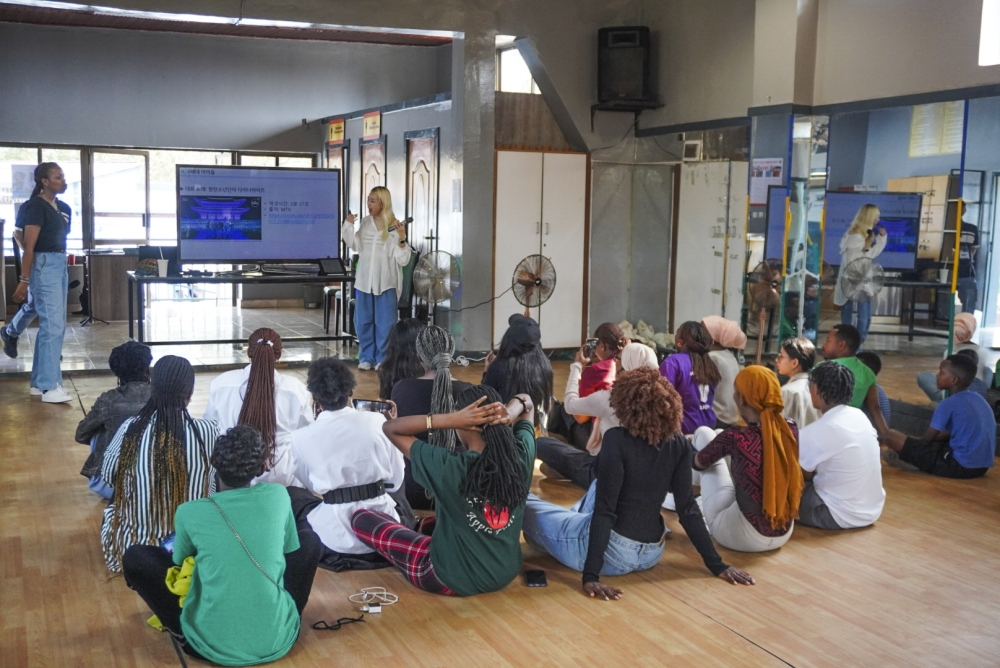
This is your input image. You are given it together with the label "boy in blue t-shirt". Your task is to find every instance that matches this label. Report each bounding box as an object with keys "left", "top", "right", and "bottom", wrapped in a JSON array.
[{"left": 881, "top": 354, "right": 996, "bottom": 479}]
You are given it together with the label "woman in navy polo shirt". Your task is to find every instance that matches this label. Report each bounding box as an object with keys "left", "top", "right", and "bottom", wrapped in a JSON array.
[{"left": 4, "top": 162, "right": 73, "bottom": 403}]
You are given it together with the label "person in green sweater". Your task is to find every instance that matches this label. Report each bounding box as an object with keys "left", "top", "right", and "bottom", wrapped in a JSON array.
[
  {"left": 352, "top": 384, "right": 535, "bottom": 596},
  {"left": 820, "top": 323, "right": 888, "bottom": 437},
  {"left": 123, "top": 426, "right": 322, "bottom": 665}
]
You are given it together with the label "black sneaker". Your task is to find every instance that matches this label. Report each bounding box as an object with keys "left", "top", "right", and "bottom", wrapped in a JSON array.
[{"left": 1, "top": 327, "right": 17, "bottom": 359}]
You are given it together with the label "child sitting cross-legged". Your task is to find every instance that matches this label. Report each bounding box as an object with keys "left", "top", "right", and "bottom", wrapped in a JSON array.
[{"left": 881, "top": 354, "right": 996, "bottom": 479}]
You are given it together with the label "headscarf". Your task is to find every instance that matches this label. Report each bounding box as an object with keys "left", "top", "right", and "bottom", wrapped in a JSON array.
[
  {"left": 954, "top": 313, "right": 976, "bottom": 344},
  {"left": 621, "top": 342, "right": 658, "bottom": 371},
  {"left": 733, "top": 366, "right": 803, "bottom": 530},
  {"left": 701, "top": 315, "right": 748, "bottom": 350}
]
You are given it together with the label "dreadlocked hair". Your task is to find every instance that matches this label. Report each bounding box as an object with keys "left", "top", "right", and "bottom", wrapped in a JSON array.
[
  {"left": 611, "top": 367, "right": 684, "bottom": 444},
  {"left": 809, "top": 361, "right": 855, "bottom": 407},
  {"left": 457, "top": 385, "right": 528, "bottom": 513},
  {"left": 237, "top": 328, "right": 281, "bottom": 468},
  {"left": 108, "top": 356, "right": 206, "bottom": 570},
  {"left": 378, "top": 318, "right": 426, "bottom": 399},
  {"left": 416, "top": 325, "right": 458, "bottom": 451},
  {"left": 676, "top": 321, "right": 721, "bottom": 386},
  {"left": 108, "top": 340, "right": 152, "bottom": 386}
]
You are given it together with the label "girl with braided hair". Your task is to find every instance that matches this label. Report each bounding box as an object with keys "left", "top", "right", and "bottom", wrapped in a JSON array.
[
  {"left": 522, "top": 367, "right": 754, "bottom": 602},
  {"left": 659, "top": 320, "right": 722, "bottom": 435},
  {"left": 390, "top": 325, "right": 473, "bottom": 508},
  {"left": 100, "top": 356, "right": 219, "bottom": 572},
  {"left": 354, "top": 385, "right": 535, "bottom": 596},
  {"left": 377, "top": 318, "right": 426, "bottom": 400},
  {"left": 204, "top": 328, "right": 312, "bottom": 487},
  {"left": 77, "top": 341, "right": 153, "bottom": 498}
]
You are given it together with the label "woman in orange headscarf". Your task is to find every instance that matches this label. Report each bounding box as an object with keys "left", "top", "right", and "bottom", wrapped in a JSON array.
[{"left": 691, "top": 365, "right": 802, "bottom": 552}]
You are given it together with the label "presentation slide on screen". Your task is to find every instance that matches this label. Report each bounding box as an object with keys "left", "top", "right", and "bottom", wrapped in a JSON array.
[
  {"left": 823, "top": 192, "right": 922, "bottom": 270},
  {"left": 177, "top": 166, "right": 340, "bottom": 262}
]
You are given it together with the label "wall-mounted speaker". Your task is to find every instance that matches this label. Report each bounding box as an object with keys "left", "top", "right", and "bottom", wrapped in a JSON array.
[{"left": 597, "top": 26, "right": 652, "bottom": 105}]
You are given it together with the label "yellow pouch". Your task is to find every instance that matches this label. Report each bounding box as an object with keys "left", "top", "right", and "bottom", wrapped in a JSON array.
[{"left": 146, "top": 556, "right": 196, "bottom": 632}]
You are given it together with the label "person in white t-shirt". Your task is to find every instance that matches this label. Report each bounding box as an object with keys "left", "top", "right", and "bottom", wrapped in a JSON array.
[
  {"left": 203, "top": 328, "right": 313, "bottom": 488},
  {"left": 797, "top": 361, "right": 885, "bottom": 530},
  {"left": 775, "top": 337, "right": 822, "bottom": 429},
  {"left": 288, "top": 358, "right": 406, "bottom": 562}
]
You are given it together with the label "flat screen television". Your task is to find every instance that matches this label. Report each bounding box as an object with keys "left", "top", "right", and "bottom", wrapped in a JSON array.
[
  {"left": 176, "top": 165, "right": 341, "bottom": 264},
  {"left": 823, "top": 191, "right": 922, "bottom": 270},
  {"left": 764, "top": 185, "right": 788, "bottom": 262}
]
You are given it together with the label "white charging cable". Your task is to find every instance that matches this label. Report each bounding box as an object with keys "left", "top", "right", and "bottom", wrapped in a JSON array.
[{"left": 349, "top": 587, "right": 398, "bottom": 613}]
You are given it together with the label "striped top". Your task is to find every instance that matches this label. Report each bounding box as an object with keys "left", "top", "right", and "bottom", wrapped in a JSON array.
[{"left": 100, "top": 414, "right": 218, "bottom": 572}]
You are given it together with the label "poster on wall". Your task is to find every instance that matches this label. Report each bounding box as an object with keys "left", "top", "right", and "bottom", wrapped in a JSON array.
[
  {"left": 11, "top": 164, "right": 35, "bottom": 200},
  {"left": 362, "top": 111, "right": 381, "bottom": 140},
  {"left": 750, "top": 158, "right": 783, "bottom": 205},
  {"left": 327, "top": 118, "right": 345, "bottom": 145},
  {"left": 908, "top": 101, "right": 964, "bottom": 158}
]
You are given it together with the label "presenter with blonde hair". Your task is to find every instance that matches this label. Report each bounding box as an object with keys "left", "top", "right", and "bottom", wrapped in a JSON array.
[
  {"left": 834, "top": 203, "right": 886, "bottom": 343},
  {"left": 343, "top": 186, "right": 412, "bottom": 370}
]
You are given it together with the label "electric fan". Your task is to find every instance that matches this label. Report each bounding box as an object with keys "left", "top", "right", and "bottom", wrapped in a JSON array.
[
  {"left": 412, "top": 250, "right": 461, "bottom": 309},
  {"left": 512, "top": 254, "right": 557, "bottom": 316},
  {"left": 839, "top": 257, "right": 885, "bottom": 303},
  {"left": 746, "top": 259, "right": 783, "bottom": 365}
]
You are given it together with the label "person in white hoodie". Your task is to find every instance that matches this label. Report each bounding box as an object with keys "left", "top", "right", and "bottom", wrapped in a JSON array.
[
  {"left": 342, "top": 186, "right": 412, "bottom": 371},
  {"left": 203, "top": 328, "right": 313, "bottom": 488},
  {"left": 775, "top": 337, "right": 822, "bottom": 429}
]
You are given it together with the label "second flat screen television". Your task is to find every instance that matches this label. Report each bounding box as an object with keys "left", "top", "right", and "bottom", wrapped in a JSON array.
[{"left": 176, "top": 165, "right": 341, "bottom": 264}]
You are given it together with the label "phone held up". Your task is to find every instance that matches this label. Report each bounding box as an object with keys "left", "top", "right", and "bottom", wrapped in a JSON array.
[
  {"left": 353, "top": 399, "right": 393, "bottom": 415},
  {"left": 582, "top": 338, "right": 599, "bottom": 360},
  {"left": 523, "top": 569, "right": 548, "bottom": 587}
]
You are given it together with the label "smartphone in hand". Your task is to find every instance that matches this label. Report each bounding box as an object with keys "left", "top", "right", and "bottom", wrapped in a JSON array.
[{"left": 353, "top": 399, "right": 392, "bottom": 414}]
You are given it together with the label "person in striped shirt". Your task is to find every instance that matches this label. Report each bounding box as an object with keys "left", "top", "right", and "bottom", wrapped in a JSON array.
[{"left": 100, "top": 356, "right": 219, "bottom": 572}]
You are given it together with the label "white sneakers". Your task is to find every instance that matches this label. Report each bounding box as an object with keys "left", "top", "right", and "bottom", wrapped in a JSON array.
[
  {"left": 375, "top": 363, "right": 382, "bottom": 371},
  {"left": 29, "top": 386, "right": 42, "bottom": 396},
  {"left": 41, "top": 386, "right": 73, "bottom": 404},
  {"left": 358, "top": 362, "right": 373, "bottom": 371}
]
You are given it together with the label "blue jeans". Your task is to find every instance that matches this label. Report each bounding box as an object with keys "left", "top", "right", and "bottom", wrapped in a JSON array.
[
  {"left": 28, "top": 252, "right": 68, "bottom": 391},
  {"left": 87, "top": 435, "right": 113, "bottom": 499},
  {"left": 840, "top": 299, "right": 872, "bottom": 342},
  {"left": 957, "top": 277, "right": 978, "bottom": 313},
  {"left": 521, "top": 480, "right": 665, "bottom": 576},
  {"left": 354, "top": 288, "right": 397, "bottom": 365},
  {"left": 6, "top": 289, "right": 38, "bottom": 337}
]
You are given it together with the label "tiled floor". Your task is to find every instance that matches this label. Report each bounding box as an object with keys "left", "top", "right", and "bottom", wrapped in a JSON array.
[{"left": 0, "top": 304, "right": 356, "bottom": 376}]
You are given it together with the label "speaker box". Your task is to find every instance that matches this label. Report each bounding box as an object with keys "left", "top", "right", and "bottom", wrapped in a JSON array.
[{"left": 597, "top": 26, "right": 652, "bottom": 104}]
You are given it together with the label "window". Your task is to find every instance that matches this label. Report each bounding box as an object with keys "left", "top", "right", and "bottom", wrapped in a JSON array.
[
  {"left": 495, "top": 37, "right": 540, "bottom": 94},
  {"left": 238, "top": 154, "right": 278, "bottom": 167},
  {"left": 149, "top": 149, "right": 232, "bottom": 245},
  {"left": 0, "top": 146, "right": 40, "bottom": 256},
  {"left": 982, "top": 0, "right": 1000, "bottom": 66}
]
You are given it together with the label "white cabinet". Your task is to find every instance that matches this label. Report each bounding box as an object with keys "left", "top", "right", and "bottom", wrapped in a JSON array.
[
  {"left": 673, "top": 161, "right": 748, "bottom": 327},
  {"left": 493, "top": 150, "right": 588, "bottom": 348}
]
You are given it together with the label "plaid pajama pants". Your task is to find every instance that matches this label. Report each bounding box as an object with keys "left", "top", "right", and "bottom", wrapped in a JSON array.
[{"left": 351, "top": 509, "right": 455, "bottom": 596}]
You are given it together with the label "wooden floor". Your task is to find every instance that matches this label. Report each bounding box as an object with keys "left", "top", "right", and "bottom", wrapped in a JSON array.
[{"left": 3, "top": 362, "right": 1000, "bottom": 667}]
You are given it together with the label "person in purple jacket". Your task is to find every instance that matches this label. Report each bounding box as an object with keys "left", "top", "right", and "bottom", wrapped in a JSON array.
[{"left": 659, "top": 321, "right": 721, "bottom": 435}]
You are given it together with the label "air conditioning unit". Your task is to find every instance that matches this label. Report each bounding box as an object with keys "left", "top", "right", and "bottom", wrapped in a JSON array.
[{"left": 682, "top": 140, "right": 703, "bottom": 162}]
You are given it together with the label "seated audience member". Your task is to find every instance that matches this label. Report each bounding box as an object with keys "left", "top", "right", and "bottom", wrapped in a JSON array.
[
  {"left": 856, "top": 351, "right": 892, "bottom": 428},
  {"left": 391, "top": 325, "right": 472, "bottom": 509},
  {"left": 203, "top": 328, "right": 313, "bottom": 487},
  {"left": 483, "top": 313, "right": 553, "bottom": 413},
  {"left": 882, "top": 354, "right": 996, "bottom": 479},
  {"left": 378, "top": 318, "right": 426, "bottom": 400},
  {"left": 547, "top": 323, "right": 627, "bottom": 450},
  {"left": 122, "top": 426, "right": 322, "bottom": 665},
  {"left": 288, "top": 358, "right": 406, "bottom": 565},
  {"left": 797, "top": 362, "right": 885, "bottom": 530},
  {"left": 101, "top": 356, "right": 219, "bottom": 572},
  {"left": 820, "top": 324, "right": 888, "bottom": 436},
  {"left": 354, "top": 385, "right": 535, "bottom": 596},
  {"left": 76, "top": 341, "right": 153, "bottom": 499},
  {"left": 701, "top": 315, "right": 747, "bottom": 428},
  {"left": 775, "top": 337, "right": 821, "bottom": 428},
  {"left": 692, "top": 366, "right": 802, "bottom": 552},
  {"left": 919, "top": 347, "right": 990, "bottom": 402},
  {"left": 522, "top": 367, "right": 754, "bottom": 601},
  {"left": 536, "top": 342, "right": 659, "bottom": 489},
  {"left": 660, "top": 320, "right": 721, "bottom": 434}
]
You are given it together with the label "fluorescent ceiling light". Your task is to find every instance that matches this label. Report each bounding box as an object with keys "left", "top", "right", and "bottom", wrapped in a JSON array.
[
  {"left": 981, "top": 0, "right": 1000, "bottom": 66},
  {"left": 0, "top": 0, "right": 457, "bottom": 37}
]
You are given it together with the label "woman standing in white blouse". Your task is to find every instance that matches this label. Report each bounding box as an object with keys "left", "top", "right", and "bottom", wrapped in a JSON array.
[
  {"left": 834, "top": 204, "right": 886, "bottom": 343},
  {"left": 343, "top": 187, "right": 412, "bottom": 370},
  {"left": 775, "top": 337, "right": 821, "bottom": 428}
]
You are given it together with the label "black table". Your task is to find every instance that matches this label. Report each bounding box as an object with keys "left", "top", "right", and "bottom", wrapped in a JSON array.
[
  {"left": 127, "top": 271, "right": 355, "bottom": 346},
  {"left": 883, "top": 280, "right": 951, "bottom": 342}
]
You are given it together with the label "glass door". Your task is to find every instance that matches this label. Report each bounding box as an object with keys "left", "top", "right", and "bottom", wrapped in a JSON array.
[{"left": 92, "top": 149, "right": 149, "bottom": 247}]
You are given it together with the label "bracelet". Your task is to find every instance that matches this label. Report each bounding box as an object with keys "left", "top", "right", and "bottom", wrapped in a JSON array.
[
  {"left": 512, "top": 396, "right": 528, "bottom": 413},
  {"left": 426, "top": 414, "right": 433, "bottom": 431},
  {"left": 18, "top": 276, "right": 29, "bottom": 284}
]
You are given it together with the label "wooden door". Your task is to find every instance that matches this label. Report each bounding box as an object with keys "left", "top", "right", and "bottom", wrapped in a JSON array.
[
  {"left": 493, "top": 151, "right": 543, "bottom": 346},
  {"left": 360, "top": 137, "right": 385, "bottom": 215},
  {"left": 539, "top": 152, "right": 587, "bottom": 348},
  {"left": 405, "top": 131, "right": 438, "bottom": 259}
]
